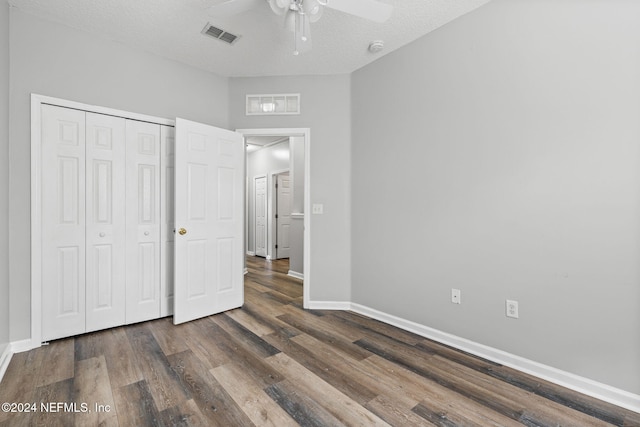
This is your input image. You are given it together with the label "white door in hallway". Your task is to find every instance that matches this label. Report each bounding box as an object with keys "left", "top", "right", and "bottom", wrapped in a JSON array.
[
  {"left": 173, "top": 118, "right": 244, "bottom": 325},
  {"left": 255, "top": 176, "right": 267, "bottom": 257},
  {"left": 276, "top": 173, "right": 291, "bottom": 259}
]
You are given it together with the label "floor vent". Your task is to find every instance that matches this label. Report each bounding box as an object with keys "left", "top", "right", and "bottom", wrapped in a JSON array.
[{"left": 202, "top": 23, "right": 240, "bottom": 45}]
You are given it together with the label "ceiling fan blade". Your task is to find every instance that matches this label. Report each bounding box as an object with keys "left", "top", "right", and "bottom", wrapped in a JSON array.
[
  {"left": 324, "top": 0, "right": 392, "bottom": 23},
  {"left": 207, "top": 0, "right": 263, "bottom": 17}
]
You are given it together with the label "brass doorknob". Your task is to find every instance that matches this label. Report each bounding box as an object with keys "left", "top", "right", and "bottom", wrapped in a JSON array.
[{"left": 178, "top": 228, "right": 187, "bottom": 235}]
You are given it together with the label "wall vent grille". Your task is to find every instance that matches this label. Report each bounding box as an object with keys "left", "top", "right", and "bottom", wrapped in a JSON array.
[{"left": 202, "top": 23, "right": 240, "bottom": 45}]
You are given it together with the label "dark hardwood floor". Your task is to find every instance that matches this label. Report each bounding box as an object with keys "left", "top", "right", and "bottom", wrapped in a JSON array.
[{"left": 1, "top": 256, "right": 638, "bottom": 426}]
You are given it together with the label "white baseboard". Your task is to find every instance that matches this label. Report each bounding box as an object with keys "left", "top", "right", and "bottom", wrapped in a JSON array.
[
  {"left": 287, "top": 270, "right": 304, "bottom": 280},
  {"left": 246, "top": 251, "right": 255, "bottom": 256},
  {"left": 0, "top": 343, "right": 11, "bottom": 383},
  {"left": 307, "top": 301, "right": 351, "bottom": 311},
  {"left": 0, "top": 339, "right": 41, "bottom": 384},
  {"left": 11, "top": 339, "right": 35, "bottom": 353},
  {"left": 308, "top": 300, "right": 640, "bottom": 413}
]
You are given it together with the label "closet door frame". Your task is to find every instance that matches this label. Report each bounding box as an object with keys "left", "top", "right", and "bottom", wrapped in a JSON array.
[{"left": 30, "top": 94, "right": 174, "bottom": 348}]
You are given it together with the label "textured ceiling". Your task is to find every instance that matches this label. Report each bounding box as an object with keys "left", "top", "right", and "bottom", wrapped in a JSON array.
[{"left": 8, "top": 0, "right": 492, "bottom": 77}]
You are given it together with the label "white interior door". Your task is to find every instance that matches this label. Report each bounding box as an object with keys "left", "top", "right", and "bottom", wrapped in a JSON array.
[
  {"left": 85, "top": 112, "right": 126, "bottom": 332},
  {"left": 173, "top": 118, "right": 244, "bottom": 325},
  {"left": 41, "top": 105, "right": 87, "bottom": 341},
  {"left": 255, "top": 176, "right": 267, "bottom": 257},
  {"left": 125, "top": 120, "right": 161, "bottom": 324},
  {"left": 276, "top": 173, "right": 291, "bottom": 259}
]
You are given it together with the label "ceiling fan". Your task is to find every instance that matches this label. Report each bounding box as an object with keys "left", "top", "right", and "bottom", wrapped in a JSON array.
[{"left": 208, "top": 0, "right": 393, "bottom": 55}]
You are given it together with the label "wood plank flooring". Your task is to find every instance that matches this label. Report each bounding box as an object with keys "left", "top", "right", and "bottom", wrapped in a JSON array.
[{"left": 1, "top": 256, "right": 639, "bottom": 426}]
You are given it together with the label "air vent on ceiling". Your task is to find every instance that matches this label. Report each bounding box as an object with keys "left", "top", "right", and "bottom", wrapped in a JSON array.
[{"left": 202, "top": 23, "right": 240, "bottom": 45}]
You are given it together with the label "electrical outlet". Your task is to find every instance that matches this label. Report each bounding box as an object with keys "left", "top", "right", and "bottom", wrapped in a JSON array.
[
  {"left": 312, "top": 204, "right": 324, "bottom": 214},
  {"left": 451, "top": 289, "right": 461, "bottom": 304},
  {"left": 506, "top": 300, "right": 519, "bottom": 318}
]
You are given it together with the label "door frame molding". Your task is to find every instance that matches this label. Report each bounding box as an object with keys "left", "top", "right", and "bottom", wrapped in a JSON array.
[
  {"left": 237, "top": 128, "right": 311, "bottom": 309},
  {"left": 30, "top": 94, "right": 174, "bottom": 349}
]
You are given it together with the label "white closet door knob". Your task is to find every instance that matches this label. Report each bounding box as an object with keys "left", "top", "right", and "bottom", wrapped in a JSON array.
[
  {"left": 144, "top": 231, "right": 150, "bottom": 236},
  {"left": 99, "top": 232, "right": 106, "bottom": 237}
]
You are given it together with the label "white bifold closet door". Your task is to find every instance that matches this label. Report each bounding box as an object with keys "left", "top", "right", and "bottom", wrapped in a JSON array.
[
  {"left": 125, "top": 121, "right": 161, "bottom": 324},
  {"left": 85, "top": 113, "right": 127, "bottom": 331},
  {"left": 160, "top": 126, "right": 176, "bottom": 317},
  {"left": 42, "top": 106, "right": 88, "bottom": 340},
  {"left": 42, "top": 107, "right": 129, "bottom": 339}
]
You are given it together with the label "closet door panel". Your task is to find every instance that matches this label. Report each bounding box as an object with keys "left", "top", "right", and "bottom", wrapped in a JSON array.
[
  {"left": 41, "top": 105, "right": 87, "bottom": 341},
  {"left": 126, "top": 120, "right": 161, "bottom": 323},
  {"left": 85, "top": 113, "right": 127, "bottom": 332},
  {"left": 160, "top": 125, "right": 175, "bottom": 317}
]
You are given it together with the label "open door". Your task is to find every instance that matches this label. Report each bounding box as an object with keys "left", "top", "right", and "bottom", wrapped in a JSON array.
[
  {"left": 275, "top": 172, "right": 291, "bottom": 259},
  {"left": 173, "top": 118, "right": 244, "bottom": 324}
]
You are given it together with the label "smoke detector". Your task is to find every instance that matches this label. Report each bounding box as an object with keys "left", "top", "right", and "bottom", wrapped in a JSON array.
[{"left": 368, "top": 40, "right": 384, "bottom": 53}]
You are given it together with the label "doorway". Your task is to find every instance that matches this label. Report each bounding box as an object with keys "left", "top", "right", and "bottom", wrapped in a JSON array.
[{"left": 238, "top": 128, "right": 310, "bottom": 308}]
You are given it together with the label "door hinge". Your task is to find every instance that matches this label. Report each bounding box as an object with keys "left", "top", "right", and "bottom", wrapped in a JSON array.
[
  {"left": 275, "top": 244, "right": 278, "bottom": 249},
  {"left": 275, "top": 214, "right": 278, "bottom": 219}
]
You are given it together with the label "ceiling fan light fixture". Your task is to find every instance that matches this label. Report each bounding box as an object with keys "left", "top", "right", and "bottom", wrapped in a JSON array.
[
  {"left": 303, "top": 0, "right": 320, "bottom": 14},
  {"left": 224, "top": 0, "right": 393, "bottom": 56},
  {"left": 268, "top": 0, "right": 287, "bottom": 15}
]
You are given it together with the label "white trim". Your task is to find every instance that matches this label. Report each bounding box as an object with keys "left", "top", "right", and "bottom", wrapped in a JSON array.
[
  {"left": 0, "top": 343, "right": 11, "bottom": 383},
  {"left": 33, "top": 94, "right": 175, "bottom": 126},
  {"left": 291, "top": 213, "right": 304, "bottom": 219},
  {"left": 236, "top": 128, "right": 311, "bottom": 309},
  {"left": 307, "top": 301, "right": 351, "bottom": 311},
  {"left": 347, "top": 302, "right": 640, "bottom": 413},
  {"left": 0, "top": 338, "right": 45, "bottom": 383},
  {"left": 10, "top": 339, "right": 33, "bottom": 353},
  {"left": 287, "top": 270, "right": 304, "bottom": 280},
  {"left": 246, "top": 251, "right": 256, "bottom": 256},
  {"left": 31, "top": 94, "right": 177, "bottom": 349}
]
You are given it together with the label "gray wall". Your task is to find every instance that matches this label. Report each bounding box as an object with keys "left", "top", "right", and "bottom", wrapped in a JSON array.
[
  {"left": 9, "top": 9, "right": 230, "bottom": 341},
  {"left": 351, "top": 0, "right": 640, "bottom": 394},
  {"left": 0, "top": 0, "right": 10, "bottom": 354},
  {"left": 230, "top": 75, "right": 351, "bottom": 302}
]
